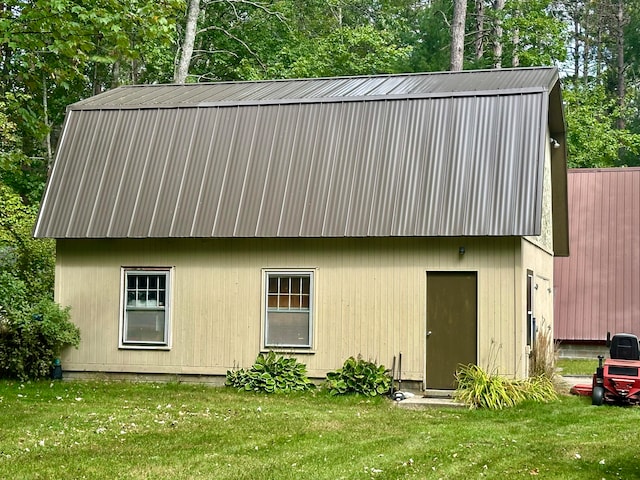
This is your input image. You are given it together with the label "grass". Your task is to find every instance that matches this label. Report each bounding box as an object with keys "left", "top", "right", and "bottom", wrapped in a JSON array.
[
  {"left": 556, "top": 358, "right": 599, "bottom": 376},
  {"left": 1, "top": 381, "right": 639, "bottom": 479}
]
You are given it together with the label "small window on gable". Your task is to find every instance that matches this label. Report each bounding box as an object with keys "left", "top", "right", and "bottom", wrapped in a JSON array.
[
  {"left": 121, "top": 268, "right": 171, "bottom": 348},
  {"left": 264, "top": 271, "right": 313, "bottom": 349}
]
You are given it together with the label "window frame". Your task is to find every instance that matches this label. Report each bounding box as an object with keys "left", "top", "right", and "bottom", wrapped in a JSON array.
[
  {"left": 119, "top": 267, "right": 173, "bottom": 350},
  {"left": 262, "top": 269, "right": 315, "bottom": 351}
]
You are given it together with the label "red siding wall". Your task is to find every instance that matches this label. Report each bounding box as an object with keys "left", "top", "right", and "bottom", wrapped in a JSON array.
[{"left": 555, "top": 168, "right": 640, "bottom": 341}]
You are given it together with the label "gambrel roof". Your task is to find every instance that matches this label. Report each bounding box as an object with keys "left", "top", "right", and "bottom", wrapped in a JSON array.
[{"left": 35, "top": 67, "right": 569, "bottom": 255}]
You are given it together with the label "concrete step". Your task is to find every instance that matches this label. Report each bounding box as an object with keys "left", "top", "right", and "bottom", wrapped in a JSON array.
[
  {"left": 394, "top": 395, "right": 465, "bottom": 409},
  {"left": 391, "top": 389, "right": 465, "bottom": 409}
]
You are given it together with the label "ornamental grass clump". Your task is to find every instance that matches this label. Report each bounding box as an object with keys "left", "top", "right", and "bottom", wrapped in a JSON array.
[
  {"left": 454, "top": 364, "right": 557, "bottom": 409},
  {"left": 529, "top": 325, "right": 557, "bottom": 378},
  {"left": 225, "top": 351, "right": 314, "bottom": 393},
  {"left": 325, "top": 355, "right": 392, "bottom": 396}
]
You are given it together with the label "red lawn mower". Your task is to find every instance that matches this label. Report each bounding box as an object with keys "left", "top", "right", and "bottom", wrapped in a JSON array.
[{"left": 570, "top": 333, "right": 640, "bottom": 406}]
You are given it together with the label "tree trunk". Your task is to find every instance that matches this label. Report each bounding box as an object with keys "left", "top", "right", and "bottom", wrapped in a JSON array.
[
  {"left": 450, "top": 0, "right": 467, "bottom": 71},
  {"left": 475, "top": 0, "right": 484, "bottom": 61},
  {"left": 42, "top": 72, "right": 52, "bottom": 168},
  {"left": 512, "top": 26, "right": 520, "bottom": 67},
  {"left": 511, "top": 4, "right": 520, "bottom": 68},
  {"left": 492, "top": 0, "right": 505, "bottom": 69},
  {"left": 569, "top": 0, "right": 581, "bottom": 81},
  {"left": 111, "top": 61, "right": 120, "bottom": 89},
  {"left": 616, "top": 0, "right": 626, "bottom": 130},
  {"left": 582, "top": 6, "right": 589, "bottom": 85},
  {"left": 174, "top": 0, "right": 200, "bottom": 84}
]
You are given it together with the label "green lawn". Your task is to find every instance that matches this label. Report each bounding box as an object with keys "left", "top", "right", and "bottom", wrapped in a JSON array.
[
  {"left": 556, "top": 358, "right": 599, "bottom": 376},
  {"left": 1, "top": 380, "right": 639, "bottom": 479}
]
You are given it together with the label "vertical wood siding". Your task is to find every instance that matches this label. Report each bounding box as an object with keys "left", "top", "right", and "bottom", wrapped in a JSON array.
[{"left": 57, "top": 236, "right": 545, "bottom": 381}]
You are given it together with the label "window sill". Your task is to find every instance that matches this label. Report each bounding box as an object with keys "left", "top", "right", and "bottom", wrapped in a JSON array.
[
  {"left": 119, "top": 345, "right": 171, "bottom": 351},
  {"left": 261, "top": 348, "right": 315, "bottom": 355}
]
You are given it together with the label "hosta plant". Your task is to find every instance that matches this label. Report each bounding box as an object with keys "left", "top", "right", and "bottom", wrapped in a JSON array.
[
  {"left": 225, "top": 351, "right": 314, "bottom": 393},
  {"left": 325, "top": 356, "right": 391, "bottom": 396}
]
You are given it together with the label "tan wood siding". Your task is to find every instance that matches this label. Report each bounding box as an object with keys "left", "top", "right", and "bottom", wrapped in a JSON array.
[
  {"left": 57, "top": 236, "right": 533, "bottom": 382},
  {"left": 521, "top": 238, "right": 555, "bottom": 376}
]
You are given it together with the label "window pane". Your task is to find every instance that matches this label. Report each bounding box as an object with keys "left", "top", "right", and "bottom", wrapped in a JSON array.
[
  {"left": 137, "top": 276, "right": 147, "bottom": 289},
  {"left": 125, "top": 310, "right": 166, "bottom": 343},
  {"left": 300, "top": 294, "right": 309, "bottom": 308},
  {"left": 268, "top": 277, "right": 278, "bottom": 294},
  {"left": 268, "top": 294, "right": 278, "bottom": 308},
  {"left": 149, "top": 276, "right": 157, "bottom": 289},
  {"left": 302, "top": 277, "right": 310, "bottom": 294},
  {"left": 291, "top": 278, "right": 301, "bottom": 294},
  {"left": 148, "top": 291, "right": 157, "bottom": 306},
  {"left": 159, "top": 275, "right": 165, "bottom": 290},
  {"left": 280, "top": 278, "right": 289, "bottom": 293},
  {"left": 290, "top": 294, "right": 300, "bottom": 308},
  {"left": 127, "top": 291, "right": 136, "bottom": 306},
  {"left": 266, "top": 311, "right": 310, "bottom": 347},
  {"left": 158, "top": 290, "right": 165, "bottom": 307},
  {"left": 127, "top": 276, "right": 136, "bottom": 290},
  {"left": 137, "top": 291, "right": 146, "bottom": 304},
  {"left": 278, "top": 294, "right": 290, "bottom": 309}
]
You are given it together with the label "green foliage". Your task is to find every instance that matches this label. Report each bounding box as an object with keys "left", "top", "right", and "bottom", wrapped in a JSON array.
[
  {"left": 0, "top": 184, "right": 77, "bottom": 381},
  {"left": 495, "top": 0, "right": 568, "bottom": 68},
  {"left": 564, "top": 84, "right": 640, "bottom": 168},
  {"left": 285, "top": 24, "right": 411, "bottom": 78},
  {"left": 225, "top": 352, "right": 314, "bottom": 393},
  {"left": 0, "top": 299, "right": 79, "bottom": 380},
  {"left": 183, "top": 0, "right": 414, "bottom": 81},
  {"left": 454, "top": 364, "right": 557, "bottom": 410},
  {"left": 401, "top": 0, "right": 451, "bottom": 72},
  {"left": 325, "top": 356, "right": 391, "bottom": 396},
  {"left": 0, "top": 185, "right": 55, "bottom": 299}
]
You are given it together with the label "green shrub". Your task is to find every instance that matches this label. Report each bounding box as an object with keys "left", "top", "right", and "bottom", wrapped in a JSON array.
[
  {"left": 225, "top": 351, "right": 314, "bottom": 393},
  {"left": 454, "top": 364, "right": 557, "bottom": 409},
  {"left": 325, "top": 356, "right": 391, "bottom": 396},
  {"left": 0, "top": 298, "right": 80, "bottom": 380}
]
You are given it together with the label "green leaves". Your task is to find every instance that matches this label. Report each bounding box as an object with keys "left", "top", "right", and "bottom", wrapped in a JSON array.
[
  {"left": 564, "top": 84, "right": 640, "bottom": 168},
  {"left": 0, "top": 298, "right": 79, "bottom": 381},
  {"left": 454, "top": 364, "right": 557, "bottom": 410},
  {"left": 325, "top": 356, "right": 391, "bottom": 397},
  {"left": 225, "top": 352, "right": 314, "bottom": 393}
]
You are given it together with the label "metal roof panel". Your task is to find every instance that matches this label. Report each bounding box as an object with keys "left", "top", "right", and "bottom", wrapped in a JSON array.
[{"left": 36, "top": 68, "right": 568, "bottom": 246}]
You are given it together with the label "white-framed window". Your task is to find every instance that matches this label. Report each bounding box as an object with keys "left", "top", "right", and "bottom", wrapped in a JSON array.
[
  {"left": 120, "top": 268, "right": 172, "bottom": 349},
  {"left": 264, "top": 270, "right": 314, "bottom": 349}
]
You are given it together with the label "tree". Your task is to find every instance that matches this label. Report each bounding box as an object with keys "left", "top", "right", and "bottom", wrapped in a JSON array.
[
  {"left": 174, "top": 0, "right": 201, "bottom": 83},
  {"left": 564, "top": 84, "right": 640, "bottom": 168},
  {"left": 1, "top": 0, "right": 179, "bottom": 179},
  {"left": 173, "top": 0, "right": 415, "bottom": 82},
  {"left": 492, "top": 0, "right": 505, "bottom": 68},
  {"left": 450, "top": 0, "right": 467, "bottom": 70}
]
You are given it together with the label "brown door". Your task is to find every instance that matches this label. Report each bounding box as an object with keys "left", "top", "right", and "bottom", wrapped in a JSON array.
[{"left": 426, "top": 271, "right": 477, "bottom": 389}]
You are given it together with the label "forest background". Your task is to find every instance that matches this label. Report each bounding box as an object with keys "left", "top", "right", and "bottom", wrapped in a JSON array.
[{"left": 1, "top": 0, "right": 639, "bottom": 333}]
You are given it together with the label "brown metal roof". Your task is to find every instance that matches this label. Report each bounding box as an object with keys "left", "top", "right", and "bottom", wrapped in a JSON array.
[
  {"left": 555, "top": 168, "right": 640, "bottom": 341},
  {"left": 35, "top": 68, "right": 568, "bottom": 252},
  {"left": 72, "top": 67, "right": 560, "bottom": 109}
]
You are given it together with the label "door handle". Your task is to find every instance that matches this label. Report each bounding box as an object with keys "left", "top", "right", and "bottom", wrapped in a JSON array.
[{"left": 427, "top": 331, "right": 432, "bottom": 337}]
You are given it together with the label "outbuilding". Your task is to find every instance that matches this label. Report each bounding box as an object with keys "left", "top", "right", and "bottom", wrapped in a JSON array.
[
  {"left": 555, "top": 167, "right": 640, "bottom": 358},
  {"left": 35, "top": 67, "right": 569, "bottom": 389}
]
